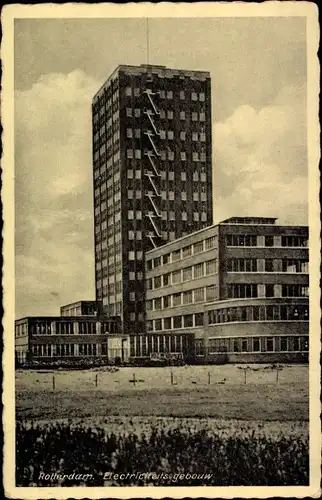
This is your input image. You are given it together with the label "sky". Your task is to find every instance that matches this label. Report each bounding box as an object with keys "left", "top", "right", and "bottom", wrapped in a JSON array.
[{"left": 14, "top": 16, "right": 309, "bottom": 318}]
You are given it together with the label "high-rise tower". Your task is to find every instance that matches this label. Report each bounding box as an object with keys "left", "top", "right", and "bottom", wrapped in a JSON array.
[{"left": 92, "top": 64, "right": 213, "bottom": 334}]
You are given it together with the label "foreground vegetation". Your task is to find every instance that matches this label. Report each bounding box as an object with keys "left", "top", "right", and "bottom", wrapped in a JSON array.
[{"left": 16, "top": 419, "right": 309, "bottom": 486}]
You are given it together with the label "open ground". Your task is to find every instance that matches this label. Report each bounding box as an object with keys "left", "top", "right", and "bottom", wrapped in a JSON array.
[{"left": 16, "top": 364, "right": 308, "bottom": 421}]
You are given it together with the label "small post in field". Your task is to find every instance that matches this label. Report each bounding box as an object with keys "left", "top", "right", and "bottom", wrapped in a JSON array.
[
  {"left": 95, "top": 373, "right": 98, "bottom": 387},
  {"left": 276, "top": 364, "right": 282, "bottom": 385},
  {"left": 170, "top": 371, "right": 173, "bottom": 385},
  {"left": 52, "top": 374, "right": 55, "bottom": 390},
  {"left": 208, "top": 371, "right": 211, "bottom": 385},
  {"left": 244, "top": 368, "right": 247, "bottom": 385},
  {"left": 133, "top": 373, "right": 136, "bottom": 386}
]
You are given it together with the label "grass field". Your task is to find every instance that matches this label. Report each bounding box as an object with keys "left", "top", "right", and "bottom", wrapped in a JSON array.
[
  {"left": 16, "top": 364, "right": 308, "bottom": 421},
  {"left": 16, "top": 364, "right": 309, "bottom": 486}
]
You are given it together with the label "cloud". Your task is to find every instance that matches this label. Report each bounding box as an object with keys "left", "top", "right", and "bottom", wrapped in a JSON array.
[
  {"left": 213, "top": 84, "right": 308, "bottom": 225},
  {"left": 15, "top": 70, "right": 100, "bottom": 317}
]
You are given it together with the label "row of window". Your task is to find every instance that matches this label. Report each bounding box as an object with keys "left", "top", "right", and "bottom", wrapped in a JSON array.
[
  {"left": 129, "top": 333, "right": 193, "bottom": 357},
  {"left": 126, "top": 150, "right": 207, "bottom": 162},
  {"left": 226, "top": 284, "right": 309, "bottom": 299},
  {"left": 31, "top": 343, "right": 106, "bottom": 357},
  {"left": 226, "top": 258, "right": 309, "bottom": 273},
  {"left": 208, "top": 304, "right": 309, "bottom": 324},
  {"left": 147, "top": 236, "right": 217, "bottom": 270},
  {"left": 126, "top": 129, "right": 207, "bottom": 142},
  {"left": 158, "top": 130, "right": 207, "bottom": 142},
  {"left": 147, "top": 313, "right": 205, "bottom": 332},
  {"left": 159, "top": 171, "right": 207, "bottom": 182},
  {"left": 226, "top": 234, "right": 308, "bottom": 247},
  {"left": 148, "top": 259, "right": 218, "bottom": 290},
  {"left": 125, "top": 108, "right": 206, "bottom": 122},
  {"left": 29, "top": 322, "right": 99, "bottom": 336},
  {"left": 15, "top": 324, "right": 28, "bottom": 337},
  {"left": 147, "top": 285, "right": 217, "bottom": 311},
  {"left": 125, "top": 88, "right": 206, "bottom": 102},
  {"left": 207, "top": 336, "right": 308, "bottom": 354}
]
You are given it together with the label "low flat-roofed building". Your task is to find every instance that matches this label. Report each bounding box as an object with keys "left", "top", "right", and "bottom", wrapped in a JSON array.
[
  {"left": 60, "top": 300, "right": 102, "bottom": 317},
  {"left": 15, "top": 315, "right": 112, "bottom": 363},
  {"left": 145, "top": 216, "right": 309, "bottom": 363}
]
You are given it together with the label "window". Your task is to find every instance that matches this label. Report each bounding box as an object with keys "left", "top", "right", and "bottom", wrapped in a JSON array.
[
  {"left": 282, "top": 235, "right": 308, "bottom": 247},
  {"left": 163, "top": 296, "right": 169, "bottom": 308},
  {"left": 282, "top": 284, "right": 309, "bottom": 297},
  {"left": 126, "top": 128, "right": 133, "bottom": 138},
  {"left": 180, "top": 111, "right": 186, "bottom": 120},
  {"left": 253, "top": 338, "right": 261, "bottom": 352},
  {"left": 191, "top": 92, "right": 198, "bottom": 101},
  {"left": 206, "top": 259, "right": 217, "bottom": 275},
  {"left": 192, "top": 132, "right": 198, "bottom": 141},
  {"left": 135, "top": 129, "right": 141, "bottom": 138},
  {"left": 154, "top": 276, "right": 162, "bottom": 288},
  {"left": 266, "top": 337, "right": 274, "bottom": 352},
  {"left": 129, "top": 292, "right": 136, "bottom": 301},
  {"left": 127, "top": 149, "right": 133, "bottom": 158},
  {"left": 193, "top": 241, "right": 204, "bottom": 254},
  {"left": 180, "top": 131, "right": 186, "bottom": 140},
  {"left": 172, "top": 249, "right": 181, "bottom": 261},
  {"left": 205, "top": 236, "right": 216, "bottom": 249},
  {"left": 183, "top": 246, "right": 192, "bottom": 258},
  {"left": 173, "top": 292, "right": 181, "bottom": 306},
  {"left": 193, "top": 193, "right": 199, "bottom": 202},
  {"left": 180, "top": 91, "right": 185, "bottom": 100},
  {"left": 154, "top": 319, "right": 162, "bottom": 331},
  {"left": 200, "top": 112, "right": 205, "bottom": 121},
  {"left": 206, "top": 285, "right": 216, "bottom": 301},
  {"left": 167, "top": 90, "right": 173, "bottom": 99},
  {"left": 194, "top": 287, "right": 204, "bottom": 302},
  {"left": 192, "top": 112, "right": 198, "bottom": 121},
  {"left": 265, "top": 259, "right": 274, "bottom": 272},
  {"left": 125, "top": 86, "right": 132, "bottom": 96},
  {"left": 199, "top": 92, "right": 205, "bottom": 102},
  {"left": 241, "top": 339, "right": 248, "bottom": 352},
  {"left": 126, "top": 108, "right": 132, "bottom": 117},
  {"left": 134, "top": 108, "right": 141, "bottom": 117},
  {"left": 227, "top": 284, "right": 258, "bottom": 299},
  {"left": 154, "top": 298, "right": 162, "bottom": 310},
  {"left": 163, "top": 273, "right": 170, "bottom": 286},
  {"left": 182, "top": 212, "right": 187, "bottom": 221},
  {"left": 265, "top": 236, "right": 274, "bottom": 247},
  {"left": 180, "top": 152, "right": 186, "bottom": 161},
  {"left": 164, "top": 318, "right": 171, "bottom": 330},
  {"left": 184, "top": 315, "right": 193, "bottom": 327},
  {"left": 194, "top": 263, "right": 204, "bottom": 278},
  {"left": 183, "top": 291, "right": 192, "bottom": 304},
  {"left": 183, "top": 267, "right": 192, "bottom": 281},
  {"left": 168, "top": 171, "right": 174, "bottom": 181},
  {"left": 192, "top": 152, "right": 199, "bottom": 162},
  {"left": 195, "top": 313, "right": 204, "bottom": 327},
  {"left": 163, "top": 254, "right": 169, "bottom": 265},
  {"left": 172, "top": 270, "right": 181, "bottom": 284},
  {"left": 226, "top": 234, "right": 257, "bottom": 247},
  {"left": 173, "top": 316, "right": 182, "bottom": 328},
  {"left": 181, "top": 172, "right": 186, "bottom": 181},
  {"left": 168, "top": 131, "right": 174, "bottom": 140},
  {"left": 167, "top": 110, "right": 174, "bottom": 119},
  {"left": 280, "top": 337, "right": 288, "bottom": 351}
]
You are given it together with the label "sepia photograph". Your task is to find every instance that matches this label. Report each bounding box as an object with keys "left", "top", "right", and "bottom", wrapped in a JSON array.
[{"left": 1, "top": 2, "right": 321, "bottom": 499}]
